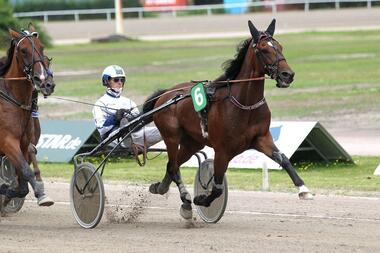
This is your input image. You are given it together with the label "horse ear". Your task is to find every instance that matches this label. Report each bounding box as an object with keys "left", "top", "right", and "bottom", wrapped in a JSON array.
[
  {"left": 248, "top": 20, "right": 260, "bottom": 43},
  {"left": 28, "top": 23, "right": 36, "bottom": 33},
  {"left": 9, "top": 29, "right": 20, "bottom": 39},
  {"left": 266, "top": 19, "right": 276, "bottom": 36}
]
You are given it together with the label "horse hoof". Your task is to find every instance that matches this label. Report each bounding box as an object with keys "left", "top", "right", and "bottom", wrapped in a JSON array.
[
  {"left": 180, "top": 204, "right": 192, "bottom": 220},
  {"left": 37, "top": 195, "right": 54, "bottom": 206},
  {"left": 299, "top": 192, "right": 313, "bottom": 200},
  {"left": 157, "top": 184, "right": 170, "bottom": 195},
  {"left": 193, "top": 195, "right": 210, "bottom": 207},
  {"left": 149, "top": 182, "right": 169, "bottom": 195},
  {"left": 149, "top": 182, "right": 160, "bottom": 194}
]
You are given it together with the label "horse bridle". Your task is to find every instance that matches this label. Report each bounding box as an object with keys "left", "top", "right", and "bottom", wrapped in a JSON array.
[
  {"left": 253, "top": 33, "right": 286, "bottom": 80},
  {"left": 0, "top": 31, "right": 52, "bottom": 111},
  {"left": 14, "top": 31, "right": 53, "bottom": 91}
]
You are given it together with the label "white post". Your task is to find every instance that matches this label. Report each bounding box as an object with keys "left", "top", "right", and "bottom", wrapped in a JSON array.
[
  {"left": 115, "top": 0, "right": 124, "bottom": 35},
  {"left": 262, "top": 161, "right": 270, "bottom": 191}
]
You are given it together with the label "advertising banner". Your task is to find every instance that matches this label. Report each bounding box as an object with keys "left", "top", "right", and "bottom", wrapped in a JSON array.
[
  {"left": 144, "top": 0, "right": 187, "bottom": 8},
  {"left": 36, "top": 120, "right": 98, "bottom": 162},
  {"left": 35, "top": 120, "right": 351, "bottom": 167},
  {"left": 180, "top": 121, "right": 352, "bottom": 169}
]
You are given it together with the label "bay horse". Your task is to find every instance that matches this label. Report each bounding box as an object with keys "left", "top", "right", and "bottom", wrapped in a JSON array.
[
  {"left": 0, "top": 24, "right": 55, "bottom": 207},
  {"left": 143, "top": 19, "right": 313, "bottom": 219},
  {"left": 0, "top": 59, "right": 48, "bottom": 187}
]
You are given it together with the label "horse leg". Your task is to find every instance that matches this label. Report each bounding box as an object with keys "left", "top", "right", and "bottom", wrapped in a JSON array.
[
  {"left": 253, "top": 133, "right": 313, "bottom": 200},
  {"left": 149, "top": 161, "right": 173, "bottom": 195},
  {"left": 194, "top": 151, "right": 228, "bottom": 207},
  {"left": 175, "top": 139, "right": 205, "bottom": 219},
  {"left": 150, "top": 152, "right": 194, "bottom": 219},
  {"left": 0, "top": 161, "right": 31, "bottom": 200},
  {"left": 3, "top": 142, "right": 53, "bottom": 206},
  {"left": 148, "top": 128, "right": 181, "bottom": 195},
  {"left": 149, "top": 134, "right": 200, "bottom": 219},
  {"left": 29, "top": 144, "right": 42, "bottom": 181},
  {"left": 27, "top": 144, "right": 53, "bottom": 206}
]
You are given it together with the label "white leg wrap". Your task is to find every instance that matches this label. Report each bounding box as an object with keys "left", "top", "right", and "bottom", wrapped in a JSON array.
[
  {"left": 298, "top": 185, "right": 309, "bottom": 193},
  {"left": 298, "top": 185, "right": 313, "bottom": 200}
]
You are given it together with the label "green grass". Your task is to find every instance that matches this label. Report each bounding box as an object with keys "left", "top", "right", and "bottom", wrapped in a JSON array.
[
  {"left": 1, "top": 30, "right": 379, "bottom": 196},
  {"left": 3, "top": 30, "right": 377, "bottom": 119},
  {"left": 39, "top": 155, "right": 380, "bottom": 196},
  {"left": 29, "top": 29, "right": 379, "bottom": 120}
]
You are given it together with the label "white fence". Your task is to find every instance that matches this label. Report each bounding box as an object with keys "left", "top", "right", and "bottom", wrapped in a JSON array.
[{"left": 13, "top": 0, "right": 379, "bottom": 24}]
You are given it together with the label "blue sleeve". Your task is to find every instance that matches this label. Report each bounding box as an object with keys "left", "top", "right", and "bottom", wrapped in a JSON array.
[{"left": 103, "top": 115, "right": 117, "bottom": 127}]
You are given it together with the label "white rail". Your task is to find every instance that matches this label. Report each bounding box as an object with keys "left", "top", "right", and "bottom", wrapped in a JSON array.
[{"left": 13, "top": 0, "right": 379, "bottom": 24}]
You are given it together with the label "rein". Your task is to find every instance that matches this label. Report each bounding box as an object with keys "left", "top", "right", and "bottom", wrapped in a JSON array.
[
  {"left": 50, "top": 96, "right": 119, "bottom": 111},
  {"left": 0, "top": 77, "right": 28, "bottom": 81},
  {"left": 41, "top": 76, "right": 269, "bottom": 116},
  {"left": 0, "top": 78, "right": 33, "bottom": 110},
  {"left": 144, "top": 76, "right": 270, "bottom": 107},
  {"left": 0, "top": 89, "right": 31, "bottom": 110}
]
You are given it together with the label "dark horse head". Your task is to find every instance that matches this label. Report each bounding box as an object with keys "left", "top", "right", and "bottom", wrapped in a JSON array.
[
  {"left": 5, "top": 24, "right": 55, "bottom": 96},
  {"left": 248, "top": 19, "right": 295, "bottom": 88}
]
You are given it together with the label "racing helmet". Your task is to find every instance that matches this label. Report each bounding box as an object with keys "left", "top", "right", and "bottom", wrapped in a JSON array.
[{"left": 101, "top": 65, "right": 126, "bottom": 86}]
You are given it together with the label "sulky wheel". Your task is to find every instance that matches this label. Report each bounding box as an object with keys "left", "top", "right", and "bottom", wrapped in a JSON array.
[
  {"left": 194, "top": 159, "right": 228, "bottom": 223},
  {"left": 70, "top": 162, "right": 105, "bottom": 229},
  {"left": 0, "top": 157, "right": 25, "bottom": 213}
]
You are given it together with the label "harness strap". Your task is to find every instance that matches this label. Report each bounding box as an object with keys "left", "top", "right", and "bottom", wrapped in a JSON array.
[
  {"left": 223, "top": 80, "right": 267, "bottom": 111},
  {"left": 0, "top": 77, "right": 28, "bottom": 80},
  {"left": 0, "top": 90, "right": 31, "bottom": 111},
  {"left": 229, "top": 96, "right": 266, "bottom": 110},
  {"left": 132, "top": 129, "right": 147, "bottom": 167}
]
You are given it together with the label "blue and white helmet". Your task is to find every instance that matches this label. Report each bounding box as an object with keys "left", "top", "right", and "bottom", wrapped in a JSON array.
[{"left": 101, "top": 65, "right": 126, "bottom": 86}]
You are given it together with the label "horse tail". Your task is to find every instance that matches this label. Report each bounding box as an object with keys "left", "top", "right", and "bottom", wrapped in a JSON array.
[{"left": 142, "top": 89, "right": 167, "bottom": 122}]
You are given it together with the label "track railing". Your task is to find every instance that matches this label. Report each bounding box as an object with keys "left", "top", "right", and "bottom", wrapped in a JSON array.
[{"left": 13, "top": 0, "right": 379, "bottom": 24}]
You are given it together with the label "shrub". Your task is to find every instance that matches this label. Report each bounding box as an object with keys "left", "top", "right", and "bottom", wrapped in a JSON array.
[{"left": 0, "top": 0, "right": 51, "bottom": 48}]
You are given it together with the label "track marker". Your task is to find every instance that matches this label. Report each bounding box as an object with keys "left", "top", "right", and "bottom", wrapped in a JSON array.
[{"left": 373, "top": 163, "right": 380, "bottom": 176}]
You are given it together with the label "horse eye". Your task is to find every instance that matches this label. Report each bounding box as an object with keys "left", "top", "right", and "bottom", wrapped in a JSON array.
[{"left": 20, "top": 48, "right": 28, "bottom": 55}]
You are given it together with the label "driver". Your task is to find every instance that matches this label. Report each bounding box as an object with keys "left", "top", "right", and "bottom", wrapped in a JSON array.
[{"left": 92, "top": 65, "right": 162, "bottom": 150}]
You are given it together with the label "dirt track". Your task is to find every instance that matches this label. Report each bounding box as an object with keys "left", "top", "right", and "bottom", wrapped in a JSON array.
[{"left": 1, "top": 181, "right": 380, "bottom": 252}]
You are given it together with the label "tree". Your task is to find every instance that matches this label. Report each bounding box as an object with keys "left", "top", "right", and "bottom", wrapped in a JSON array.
[{"left": 0, "top": 0, "right": 51, "bottom": 48}]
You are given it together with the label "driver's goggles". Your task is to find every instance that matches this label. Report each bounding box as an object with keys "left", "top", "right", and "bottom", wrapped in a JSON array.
[{"left": 112, "top": 77, "right": 126, "bottom": 84}]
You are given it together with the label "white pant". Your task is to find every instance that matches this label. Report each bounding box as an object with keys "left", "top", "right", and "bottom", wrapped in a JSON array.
[{"left": 131, "top": 126, "right": 162, "bottom": 148}]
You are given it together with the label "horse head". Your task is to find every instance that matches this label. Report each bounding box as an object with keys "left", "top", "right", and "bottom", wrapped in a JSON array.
[
  {"left": 9, "top": 24, "right": 55, "bottom": 96},
  {"left": 248, "top": 19, "right": 295, "bottom": 88}
]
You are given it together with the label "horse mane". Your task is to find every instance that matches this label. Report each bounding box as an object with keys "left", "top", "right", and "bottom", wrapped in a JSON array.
[
  {"left": 0, "top": 40, "right": 15, "bottom": 77},
  {"left": 214, "top": 38, "right": 252, "bottom": 81}
]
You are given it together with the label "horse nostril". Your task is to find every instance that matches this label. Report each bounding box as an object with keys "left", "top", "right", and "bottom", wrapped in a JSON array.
[
  {"left": 33, "top": 76, "right": 41, "bottom": 84},
  {"left": 280, "top": 71, "right": 295, "bottom": 81}
]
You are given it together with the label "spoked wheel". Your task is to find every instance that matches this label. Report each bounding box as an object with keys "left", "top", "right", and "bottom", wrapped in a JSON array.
[
  {"left": 70, "top": 162, "right": 105, "bottom": 229},
  {"left": 0, "top": 157, "right": 25, "bottom": 213},
  {"left": 194, "top": 159, "right": 228, "bottom": 223}
]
